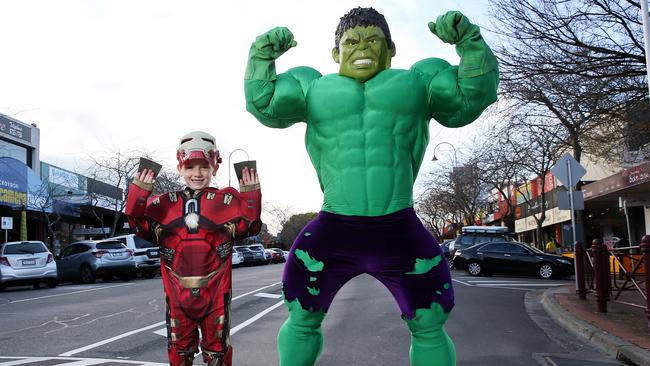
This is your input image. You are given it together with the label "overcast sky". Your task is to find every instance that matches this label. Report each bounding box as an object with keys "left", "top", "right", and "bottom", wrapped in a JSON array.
[{"left": 0, "top": 0, "right": 495, "bottom": 233}]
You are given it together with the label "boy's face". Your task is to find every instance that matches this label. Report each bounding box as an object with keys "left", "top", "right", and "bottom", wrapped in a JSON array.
[{"left": 178, "top": 159, "right": 216, "bottom": 191}]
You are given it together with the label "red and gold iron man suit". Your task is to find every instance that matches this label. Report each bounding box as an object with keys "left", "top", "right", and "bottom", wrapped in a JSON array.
[{"left": 125, "top": 131, "right": 261, "bottom": 366}]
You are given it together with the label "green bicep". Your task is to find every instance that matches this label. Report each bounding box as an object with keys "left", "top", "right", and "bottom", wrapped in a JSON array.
[
  {"left": 245, "top": 66, "right": 321, "bottom": 128},
  {"left": 411, "top": 58, "right": 498, "bottom": 128}
]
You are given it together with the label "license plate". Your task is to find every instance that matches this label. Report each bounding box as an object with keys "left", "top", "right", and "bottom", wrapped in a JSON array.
[
  {"left": 111, "top": 253, "right": 120, "bottom": 257},
  {"left": 22, "top": 259, "right": 36, "bottom": 265}
]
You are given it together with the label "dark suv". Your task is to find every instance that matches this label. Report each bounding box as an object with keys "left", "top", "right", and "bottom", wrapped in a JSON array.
[{"left": 449, "top": 226, "right": 514, "bottom": 259}]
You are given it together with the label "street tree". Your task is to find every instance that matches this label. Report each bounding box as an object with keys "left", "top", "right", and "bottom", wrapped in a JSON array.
[
  {"left": 488, "top": 0, "right": 647, "bottom": 163},
  {"left": 278, "top": 212, "right": 317, "bottom": 247}
]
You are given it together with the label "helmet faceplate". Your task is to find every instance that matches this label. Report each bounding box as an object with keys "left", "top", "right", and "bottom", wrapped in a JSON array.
[{"left": 176, "top": 131, "right": 222, "bottom": 170}]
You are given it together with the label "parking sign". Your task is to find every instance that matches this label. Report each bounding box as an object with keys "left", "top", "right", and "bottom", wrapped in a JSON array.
[{"left": 1, "top": 217, "right": 12, "bottom": 230}]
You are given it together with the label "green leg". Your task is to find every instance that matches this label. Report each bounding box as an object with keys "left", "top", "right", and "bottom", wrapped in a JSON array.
[
  {"left": 278, "top": 299, "right": 326, "bottom": 366},
  {"left": 404, "top": 303, "right": 456, "bottom": 366}
]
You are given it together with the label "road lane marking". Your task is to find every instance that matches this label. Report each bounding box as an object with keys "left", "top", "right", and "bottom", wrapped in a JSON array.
[
  {"left": 475, "top": 283, "right": 565, "bottom": 287},
  {"left": 231, "top": 300, "right": 284, "bottom": 335},
  {"left": 62, "top": 282, "right": 283, "bottom": 354},
  {"left": 0, "top": 356, "right": 166, "bottom": 365},
  {"left": 9, "top": 284, "right": 134, "bottom": 304},
  {"left": 254, "top": 292, "right": 283, "bottom": 299},
  {"left": 59, "top": 321, "right": 165, "bottom": 356},
  {"left": 232, "top": 282, "right": 282, "bottom": 301}
]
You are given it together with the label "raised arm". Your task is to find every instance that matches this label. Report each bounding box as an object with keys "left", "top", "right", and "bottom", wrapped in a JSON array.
[
  {"left": 244, "top": 27, "right": 321, "bottom": 128},
  {"left": 124, "top": 169, "right": 158, "bottom": 243},
  {"left": 411, "top": 11, "right": 499, "bottom": 128},
  {"left": 232, "top": 167, "right": 262, "bottom": 239}
]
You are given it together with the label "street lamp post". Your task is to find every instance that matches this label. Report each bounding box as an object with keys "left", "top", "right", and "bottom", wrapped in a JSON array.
[
  {"left": 228, "top": 149, "right": 250, "bottom": 186},
  {"left": 431, "top": 141, "right": 458, "bottom": 166}
]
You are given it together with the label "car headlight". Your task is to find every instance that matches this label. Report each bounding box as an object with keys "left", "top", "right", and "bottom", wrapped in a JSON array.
[{"left": 556, "top": 259, "right": 571, "bottom": 265}]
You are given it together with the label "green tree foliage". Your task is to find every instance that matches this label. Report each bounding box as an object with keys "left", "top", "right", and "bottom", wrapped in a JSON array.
[{"left": 278, "top": 212, "right": 318, "bottom": 246}]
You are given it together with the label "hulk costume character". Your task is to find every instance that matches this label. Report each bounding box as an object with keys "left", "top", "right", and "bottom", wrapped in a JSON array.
[{"left": 244, "top": 7, "right": 498, "bottom": 366}]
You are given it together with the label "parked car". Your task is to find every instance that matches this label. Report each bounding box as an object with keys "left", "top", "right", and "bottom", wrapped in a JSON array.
[
  {"left": 440, "top": 239, "right": 454, "bottom": 269},
  {"left": 56, "top": 240, "right": 136, "bottom": 283},
  {"left": 449, "top": 226, "right": 514, "bottom": 258},
  {"left": 283, "top": 251, "right": 290, "bottom": 261},
  {"left": 453, "top": 241, "right": 574, "bottom": 279},
  {"left": 0, "top": 241, "right": 58, "bottom": 291},
  {"left": 232, "top": 247, "right": 244, "bottom": 267},
  {"left": 266, "top": 248, "right": 285, "bottom": 263},
  {"left": 234, "top": 245, "right": 265, "bottom": 266},
  {"left": 108, "top": 234, "right": 160, "bottom": 278},
  {"left": 247, "top": 244, "right": 271, "bottom": 265}
]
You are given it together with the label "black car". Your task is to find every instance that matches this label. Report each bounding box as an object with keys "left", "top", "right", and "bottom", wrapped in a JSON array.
[
  {"left": 439, "top": 240, "right": 454, "bottom": 269},
  {"left": 453, "top": 241, "right": 573, "bottom": 279}
]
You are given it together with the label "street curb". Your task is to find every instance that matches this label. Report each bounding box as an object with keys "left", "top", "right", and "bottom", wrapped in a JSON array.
[{"left": 541, "top": 286, "right": 650, "bottom": 366}]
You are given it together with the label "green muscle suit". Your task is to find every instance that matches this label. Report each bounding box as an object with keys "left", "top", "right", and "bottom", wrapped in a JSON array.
[{"left": 245, "top": 8, "right": 498, "bottom": 366}]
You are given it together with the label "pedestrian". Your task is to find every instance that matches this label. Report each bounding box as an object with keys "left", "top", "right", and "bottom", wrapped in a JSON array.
[
  {"left": 244, "top": 6, "right": 498, "bottom": 366},
  {"left": 125, "top": 131, "right": 262, "bottom": 366},
  {"left": 545, "top": 238, "right": 557, "bottom": 253}
]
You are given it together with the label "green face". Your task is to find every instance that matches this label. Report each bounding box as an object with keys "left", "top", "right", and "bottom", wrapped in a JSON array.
[{"left": 332, "top": 25, "right": 394, "bottom": 82}]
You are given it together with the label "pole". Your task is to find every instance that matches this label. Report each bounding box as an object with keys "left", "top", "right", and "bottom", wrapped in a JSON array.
[
  {"left": 228, "top": 149, "right": 250, "bottom": 187},
  {"left": 575, "top": 241, "right": 587, "bottom": 300},
  {"left": 567, "top": 159, "right": 581, "bottom": 291},
  {"left": 593, "top": 238, "right": 609, "bottom": 313},
  {"left": 641, "top": 0, "right": 650, "bottom": 100},
  {"left": 640, "top": 235, "right": 649, "bottom": 328}
]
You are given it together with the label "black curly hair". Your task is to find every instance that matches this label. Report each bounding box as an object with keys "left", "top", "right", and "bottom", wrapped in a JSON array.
[{"left": 334, "top": 7, "right": 394, "bottom": 51}]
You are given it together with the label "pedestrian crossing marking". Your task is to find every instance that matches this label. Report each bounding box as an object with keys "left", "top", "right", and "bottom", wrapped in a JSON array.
[{"left": 254, "top": 292, "right": 283, "bottom": 299}]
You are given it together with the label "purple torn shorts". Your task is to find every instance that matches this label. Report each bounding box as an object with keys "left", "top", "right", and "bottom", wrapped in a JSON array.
[{"left": 282, "top": 208, "right": 454, "bottom": 319}]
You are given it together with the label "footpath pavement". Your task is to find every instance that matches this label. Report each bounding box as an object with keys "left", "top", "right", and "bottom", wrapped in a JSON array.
[{"left": 541, "top": 285, "right": 650, "bottom": 366}]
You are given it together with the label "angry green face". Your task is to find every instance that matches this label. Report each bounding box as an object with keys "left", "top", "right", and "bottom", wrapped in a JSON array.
[{"left": 332, "top": 25, "right": 395, "bottom": 83}]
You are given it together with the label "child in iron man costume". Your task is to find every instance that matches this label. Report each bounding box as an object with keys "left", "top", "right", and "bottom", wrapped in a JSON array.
[{"left": 125, "top": 131, "right": 262, "bottom": 366}]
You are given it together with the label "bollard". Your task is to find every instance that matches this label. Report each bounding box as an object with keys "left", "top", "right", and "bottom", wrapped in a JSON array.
[
  {"left": 641, "top": 235, "right": 650, "bottom": 328},
  {"left": 593, "top": 238, "right": 609, "bottom": 313},
  {"left": 575, "top": 241, "right": 586, "bottom": 300}
]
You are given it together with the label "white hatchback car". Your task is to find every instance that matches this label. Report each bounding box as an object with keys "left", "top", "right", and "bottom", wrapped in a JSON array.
[
  {"left": 231, "top": 247, "right": 244, "bottom": 267},
  {"left": 0, "top": 241, "right": 58, "bottom": 290}
]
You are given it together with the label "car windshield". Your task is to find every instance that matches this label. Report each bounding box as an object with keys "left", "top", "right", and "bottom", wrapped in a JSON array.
[
  {"left": 96, "top": 241, "right": 127, "bottom": 250},
  {"left": 134, "top": 236, "right": 157, "bottom": 249},
  {"left": 4, "top": 242, "right": 48, "bottom": 254}
]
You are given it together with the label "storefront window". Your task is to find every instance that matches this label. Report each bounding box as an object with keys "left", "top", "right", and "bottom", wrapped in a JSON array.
[{"left": 0, "top": 138, "right": 28, "bottom": 165}]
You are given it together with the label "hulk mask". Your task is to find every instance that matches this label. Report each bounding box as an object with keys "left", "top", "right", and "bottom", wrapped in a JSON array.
[{"left": 332, "top": 25, "right": 395, "bottom": 82}]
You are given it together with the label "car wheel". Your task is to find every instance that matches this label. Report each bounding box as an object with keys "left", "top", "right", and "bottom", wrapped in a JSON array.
[
  {"left": 143, "top": 270, "right": 156, "bottom": 279},
  {"left": 80, "top": 265, "right": 96, "bottom": 284},
  {"left": 467, "top": 261, "right": 483, "bottom": 276},
  {"left": 0, "top": 284, "right": 4, "bottom": 292},
  {"left": 539, "top": 263, "right": 555, "bottom": 279},
  {"left": 102, "top": 275, "right": 113, "bottom": 282},
  {"left": 47, "top": 279, "right": 58, "bottom": 288},
  {"left": 447, "top": 258, "right": 455, "bottom": 270},
  {"left": 33, "top": 282, "right": 40, "bottom": 289}
]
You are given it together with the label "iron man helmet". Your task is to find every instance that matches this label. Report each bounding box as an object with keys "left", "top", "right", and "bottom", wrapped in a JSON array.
[{"left": 176, "top": 131, "right": 222, "bottom": 170}]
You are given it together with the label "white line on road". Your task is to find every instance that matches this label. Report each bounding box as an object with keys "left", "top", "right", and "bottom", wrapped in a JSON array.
[
  {"left": 254, "top": 292, "right": 283, "bottom": 299},
  {"left": 232, "top": 282, "right": 282, "bottom": 301},
  {"left": 476, "top": 283, "right": 565, "bottom": 287},
  {"left": 9, "top": 284, "right": 134, "bottom": 304},
  {"left": 0, "top": 356, "right": 166, "bottom": 365},
  {"left": 59, "top": 321, "right": 165, "bottom": 356},
  {"left": 452, "top": 278, "right": 473, "bottom": 286},
  {"left": 60, "top": 282, "right": 283, "bottom": 355},
  {"left": 231, "top": 300, "right": 284, "bottom": 335}
]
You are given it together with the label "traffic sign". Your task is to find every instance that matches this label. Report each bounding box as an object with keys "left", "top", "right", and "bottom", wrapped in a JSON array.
[
  {"left": 551, "top": 153, "right": 586, "bottom": 188},
  {"left": 1, "top": 217, "right": 12, "bottom": 230},
  {"left": 557, "top": 189, "right": 584, "bottom": 210}
]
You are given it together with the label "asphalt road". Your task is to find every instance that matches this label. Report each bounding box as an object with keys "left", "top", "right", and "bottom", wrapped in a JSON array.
[{"left": 0, "top": 264, "right": 624, "bottom": 365}]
